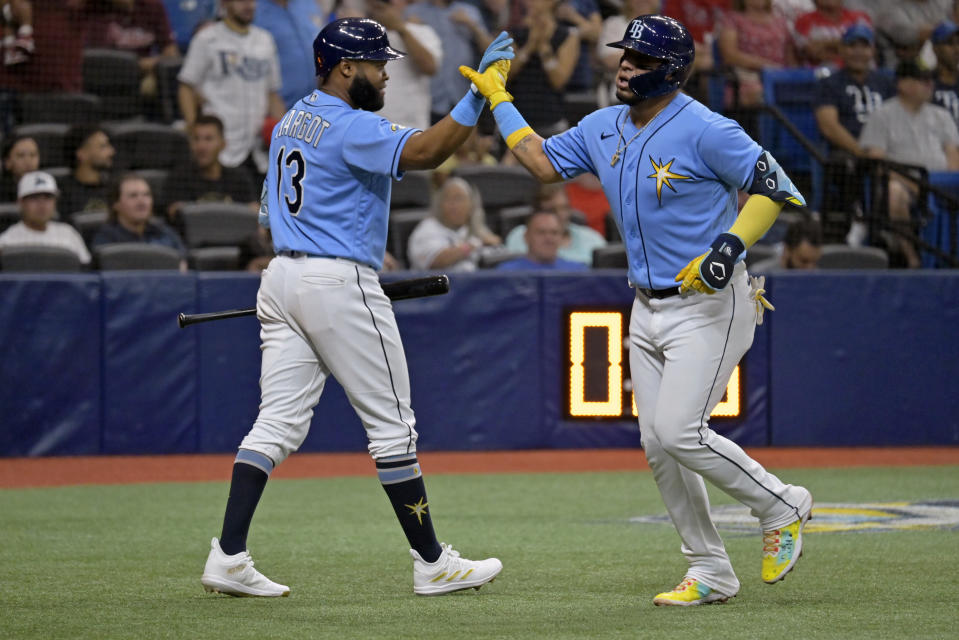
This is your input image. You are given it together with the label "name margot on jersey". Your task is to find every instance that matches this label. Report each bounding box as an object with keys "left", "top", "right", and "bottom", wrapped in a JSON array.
[{"left": 274, "top": 108, "right": 331, "bottom": 148}]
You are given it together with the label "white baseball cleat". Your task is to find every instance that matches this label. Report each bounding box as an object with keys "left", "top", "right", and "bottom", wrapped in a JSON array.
[
  {"left": 201, "top": 537, "right": 290, "bottom": 597},
  {"left": 411, "top": 543, "right": 502, "bottom": 595}
]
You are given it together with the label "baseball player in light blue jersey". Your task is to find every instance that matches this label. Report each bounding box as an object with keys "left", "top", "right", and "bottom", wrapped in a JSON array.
[
  {"left": 462, "top": 15, "right": 814, "bottom": 606},
  {"left": 200, "top": 18, "right": 513, "bottom": 598}
]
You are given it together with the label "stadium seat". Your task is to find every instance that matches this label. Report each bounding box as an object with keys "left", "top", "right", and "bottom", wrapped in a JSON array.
[
  {"left": 478, "top": 250, "right": 524, "bottom": 269},
  {"left": 496, "top": 205, "right": 533, "bottom": 238},
  {"left": 82, "top": 49, "right": 141, "bottom": 121},
  {"left": 388, "top": 207, "right": 430, "bottom": 267},
  {"left": 921, "top": 171, "right": 959, "bottom": 268},
  {"left": 94, "top": 243, "right": 182, "bottom": 270},
  {"left": 452, "top": 165, "right": 539, "bottom": 212},
  {"left": 391, "top": 170, "right": 432, "bottom": 209},
  {"left": 0, "top": 246, "right": 83, "bottom": 272},
  {"left": 19, "top": 93, "right": 101, "bottom": 125},
  {"left": 744, "top": 242, "right": 777, "bottom": 268},
  {"left": 70, "top": 210, "right": 108, "bottom": 246},
  {"left": 155, "top": 58, "right": 183, "bottom": 124},
  {"left": 179, "top": 202, "right": 259, "bottom": 249},
  {"left": 0, "top": 202, "right": 20, "bottom": 234},
  {"left": 817, "top": 244, "right": 888, "bottom": 269},
  {"left": 604, "top": 212, "right": 622, "bottom": 242},
  {"left": 11, "top": 122, "right": 70, "bottom": 168},
  {"left": 760, "top": 68, "right": 826, "bottom": 210},
  {"left": 189, "top": 246, "right": 243, "bottom": 271},
  {"left": 592, "top": 243, "right": 628, "bottom": 269},
  {"left": 134, "top": 168, "right": 169, "bottom": 207},
  {"left": 105, "top": 122, "right": 190, "bottom": 171},
  {"left": 564, "top": 91, "right": 598, "bottom": 126}
]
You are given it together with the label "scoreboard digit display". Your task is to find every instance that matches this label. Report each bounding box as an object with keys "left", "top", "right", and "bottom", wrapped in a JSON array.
[{"left": 564, "top": 309, "right": 743, "bottom": 420}]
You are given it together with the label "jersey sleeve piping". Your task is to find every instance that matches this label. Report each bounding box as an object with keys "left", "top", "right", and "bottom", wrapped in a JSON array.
[{"left": 391, "top": 128, "right": 420, "bottom": 179}]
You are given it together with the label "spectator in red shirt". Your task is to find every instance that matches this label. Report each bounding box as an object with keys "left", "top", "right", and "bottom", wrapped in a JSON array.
[
  {"left": 662, "top": 0, "right": 730, "bottom": 73},
  {"left": 718, "top": 0, "right": 797, "bottom": 106},
  {"left": 84, "top": 0, "right": 180, "bottom": 111},
  {"left": 794, "top": 0, "right": 872, "bottom": 67},
  {"left": 1, "top": 0, "right": 90, "bottom": 92}
]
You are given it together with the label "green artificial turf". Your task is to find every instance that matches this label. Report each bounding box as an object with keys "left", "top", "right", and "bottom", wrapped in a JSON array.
[{"left": 1, "top": 466, "right": 957, "bottom": 639}]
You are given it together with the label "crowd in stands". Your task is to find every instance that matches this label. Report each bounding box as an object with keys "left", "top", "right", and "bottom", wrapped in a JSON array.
[{"left": 2, "top": 0, "right": 959, "bottom": 273}]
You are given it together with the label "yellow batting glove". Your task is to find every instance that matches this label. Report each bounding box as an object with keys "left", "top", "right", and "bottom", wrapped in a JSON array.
[
  {"left": 459, "top": 60, "right": 513, "bottom": 109},
  {"left": 675, "top": 252, "right": 717, "bottom": 295},
  {"left": 749, "top": 275, "right": 774, "bottom": 325}
]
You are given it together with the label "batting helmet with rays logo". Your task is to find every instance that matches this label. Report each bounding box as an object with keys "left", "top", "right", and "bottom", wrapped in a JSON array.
[
  {"left": 312, "top": 18, "right": 405, "bottom": 78},
  {"left": 606, "top": 15, "right": 695, "bottom": 99}
]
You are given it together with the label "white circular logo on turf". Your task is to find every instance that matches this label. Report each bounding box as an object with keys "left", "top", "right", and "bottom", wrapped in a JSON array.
[{"left": 629, "top": 500, "right": 959, "bottom": 533}]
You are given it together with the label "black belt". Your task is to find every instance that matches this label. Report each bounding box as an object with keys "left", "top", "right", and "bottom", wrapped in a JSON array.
[
  {"left": 637, "top": 286, "right": 681, "bottom": 299},
  {"left": 277, "top": 250, "right": 337, "bottom": 259}
]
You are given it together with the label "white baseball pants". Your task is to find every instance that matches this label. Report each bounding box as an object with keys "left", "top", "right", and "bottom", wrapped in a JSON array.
[
  {"left": 629, "top": 264, "right": 809, "bottom": 596},
  {"left": 239, "top": 255, "right": 418, "bottom": 464}
]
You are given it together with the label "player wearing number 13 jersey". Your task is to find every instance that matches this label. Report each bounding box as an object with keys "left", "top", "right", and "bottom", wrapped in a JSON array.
[
  {"left": 461, "top": 15, "right": 814, "bottom": 606},
  {"left": 199, "top": 19, "right": 515, "bottom": 598}
]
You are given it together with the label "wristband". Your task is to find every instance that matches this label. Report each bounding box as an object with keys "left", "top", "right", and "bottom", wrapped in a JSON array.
[
  {"left": 698, "top": 232, "right": 745, "bottom": 291},
  {"left": 450, "top": 89, "right": 486, "bottom": 127},
  {"left": 492, "top": 101, "right": 534, "bottom": 149}
]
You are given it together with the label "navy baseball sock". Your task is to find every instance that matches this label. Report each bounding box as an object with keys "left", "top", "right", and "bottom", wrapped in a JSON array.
[
  {"left": 219, "top": 450, "right": 274, "bottom": 556},
  {"left": 376, "top": 454, "right": 443, "bottom": 563}
]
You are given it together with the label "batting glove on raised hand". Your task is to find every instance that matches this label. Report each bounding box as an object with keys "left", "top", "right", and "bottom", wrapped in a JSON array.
[
  {"left": 459, "top": 60, "right": 512, "bottom": 109},
  {"left": 675, "top": 233, "right": 745, "bottom": 294},
  {"left": 478, "top": 31, "right": 514, "bottom": 72}
]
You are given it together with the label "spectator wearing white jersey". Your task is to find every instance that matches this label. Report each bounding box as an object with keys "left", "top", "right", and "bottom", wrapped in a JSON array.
[
  {"left": 0, "top": 171, "right": 91, "bottom": 265},
  {"left": 178, "top": 0, "right": 287, "bottom": 180}
]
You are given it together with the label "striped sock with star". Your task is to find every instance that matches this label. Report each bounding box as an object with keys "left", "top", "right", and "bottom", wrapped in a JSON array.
[{"left": 376, "top": 454, "right": 442, "bottom": 563}]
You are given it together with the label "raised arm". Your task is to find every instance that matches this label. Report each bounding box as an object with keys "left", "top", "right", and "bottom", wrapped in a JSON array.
[
  {"left": 399, "top": 31, "right": 514, "bottom": 171},
  {"left": 459, "top": 61, "right": 562, "bottom": 183}
]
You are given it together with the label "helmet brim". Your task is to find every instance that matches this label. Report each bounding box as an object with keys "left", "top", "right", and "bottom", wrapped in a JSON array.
[
  {"left": 350, "top": 45, "right": 406, "bottom": 62},
  {"left": 606, "top": 38, "right": 674, "bottom": 62}
]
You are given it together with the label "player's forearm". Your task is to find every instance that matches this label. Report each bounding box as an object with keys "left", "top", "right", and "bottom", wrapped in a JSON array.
[
  {"left": 399, "top": 118, "right": 474, "bottom": 171},
  {"left": 510, "top": 133, "right": 563, "bottom": 183},
  {"left": 728, "top": 195, "right": 783, "bottom": 248}
]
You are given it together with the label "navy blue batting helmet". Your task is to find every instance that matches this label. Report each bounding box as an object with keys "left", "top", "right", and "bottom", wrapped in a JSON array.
[
  {"left": 606, "top": 15, "right": 695, "bottom": 99},
  {"left": 313, "top": 18, "right": 405, "bottom": 78}
]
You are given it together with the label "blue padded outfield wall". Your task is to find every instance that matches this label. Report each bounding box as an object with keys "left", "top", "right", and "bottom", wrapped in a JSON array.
[{"left": 1, "top": 271, "right": 957, "bottom": 456}]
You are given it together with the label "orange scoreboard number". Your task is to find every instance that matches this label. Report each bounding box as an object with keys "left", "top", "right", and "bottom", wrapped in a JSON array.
[{"left": 565, "top": 310, "right": 743, "bottom": 420}]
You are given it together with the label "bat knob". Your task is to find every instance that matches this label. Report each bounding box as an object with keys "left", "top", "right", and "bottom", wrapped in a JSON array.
[{"left": 177, "top": 312, "right": 186, "bottom": 328}]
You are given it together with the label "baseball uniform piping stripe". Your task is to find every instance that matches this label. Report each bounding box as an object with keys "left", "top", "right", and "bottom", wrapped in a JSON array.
[
  {"left": 235, "top": 449, "right": 275, "bottom": 475},
  {"left": 697, "top": 283, "right": 801, "bottom": 517},
  {"left": 390, "top": 128, "right": 418, "bottom": 178},
  {"left": 629, "top": 99, "right": 693, "bottom": 289},
  {"left": 354, "top": 265, "right": 415, "bottom": 454}
]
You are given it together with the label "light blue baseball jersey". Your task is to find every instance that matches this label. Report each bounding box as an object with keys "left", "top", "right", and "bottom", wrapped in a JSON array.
[
  {"left": 266, "top": 90, "right": 419, "bottom": 269},
  {"left": 544, "top": 93, "right": 764, "bottom": 290}
]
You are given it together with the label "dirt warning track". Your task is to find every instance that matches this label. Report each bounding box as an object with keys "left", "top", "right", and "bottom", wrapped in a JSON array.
[{"left": 1, "top": 447, "right": 958, "bottom": 489}]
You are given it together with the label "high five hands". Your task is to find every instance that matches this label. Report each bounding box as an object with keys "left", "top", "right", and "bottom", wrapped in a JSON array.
[{"left": 461, "top": 31, "right": 514, "bottom": 109}]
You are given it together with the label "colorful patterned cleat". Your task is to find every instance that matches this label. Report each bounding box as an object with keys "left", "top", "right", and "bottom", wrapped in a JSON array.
[
  {"left": 762, "top": 494, "right": 813, "bottom": 584},
  {"left": 653, "top": 577, "right": 732, "bottom": 606}
]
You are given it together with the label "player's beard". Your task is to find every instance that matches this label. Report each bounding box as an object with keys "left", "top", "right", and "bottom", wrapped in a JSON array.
[{"left": 349, "top": 75, "right": 385, "bottom": 112}]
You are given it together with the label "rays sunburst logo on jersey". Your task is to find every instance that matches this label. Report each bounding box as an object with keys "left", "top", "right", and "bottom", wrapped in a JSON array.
[{"left": 647, "top": 156, "right": 691, "bottom": 204}]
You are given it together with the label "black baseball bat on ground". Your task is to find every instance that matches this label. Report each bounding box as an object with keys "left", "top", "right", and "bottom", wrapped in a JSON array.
[{"left": 177, "top": 274, "right": 450, "bottom": 328}]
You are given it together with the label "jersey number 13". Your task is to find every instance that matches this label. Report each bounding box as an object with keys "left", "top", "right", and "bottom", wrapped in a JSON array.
[{"left": 276, "top": 146, "right": 305, "bottom": 215}]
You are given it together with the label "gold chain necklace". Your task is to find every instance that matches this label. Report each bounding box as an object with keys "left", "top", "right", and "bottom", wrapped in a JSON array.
[
  {"left": 610, "top": 128, "right": 644, "bottom": 167},
  {"left": 609, "top": 104, "right": 670, "bottom": 167}
]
